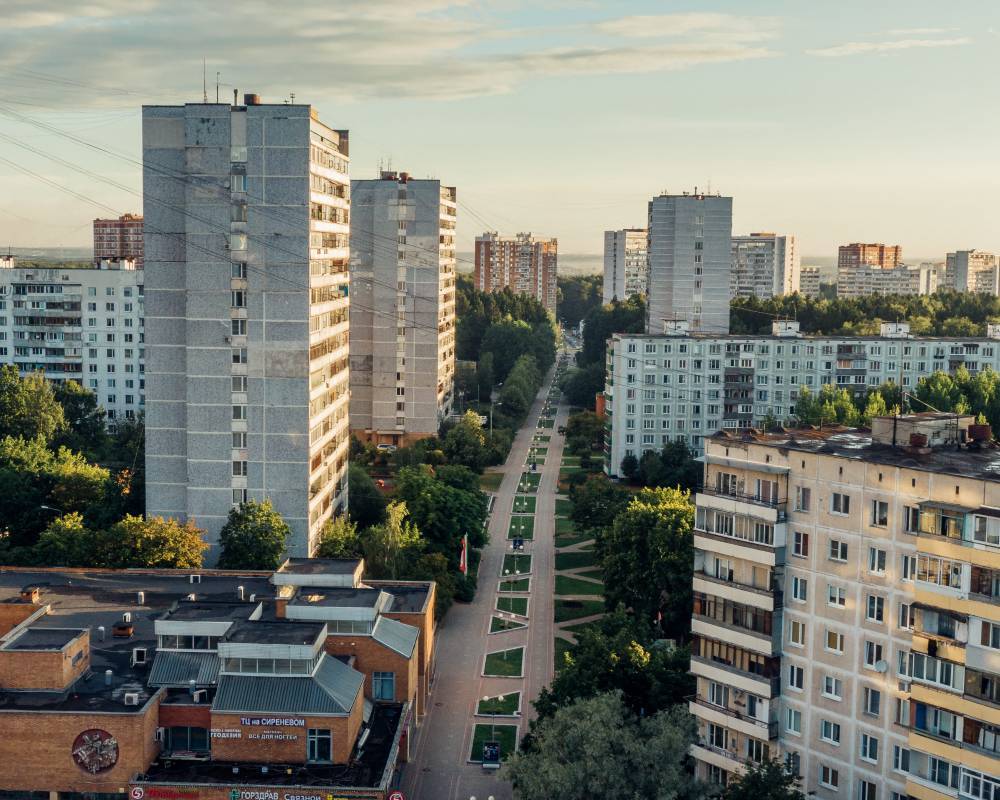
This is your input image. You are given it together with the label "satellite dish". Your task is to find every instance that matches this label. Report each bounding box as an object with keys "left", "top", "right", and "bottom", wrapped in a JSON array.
[{"left": 875, "top": 660, "right": 888, "bottom": 673}]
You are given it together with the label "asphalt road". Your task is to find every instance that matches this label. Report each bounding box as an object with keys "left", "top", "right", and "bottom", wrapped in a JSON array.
[{"left": 400, "top": 361, "right": 569, "bottom": 800}]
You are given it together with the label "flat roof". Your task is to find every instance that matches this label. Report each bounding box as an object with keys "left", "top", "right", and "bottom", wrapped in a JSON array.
[
  {"left": 366, "top": 581, "right": 431, "bottom": 614},
  {"left": 612, "top": 331, "right": 1000, "bottom": 343},
  {"left": 3, "top": 626, "right": 84, "bottom": 651},
  {"left": 277, "top": 558, "right": 360, "bottom": 576},
  {"left": 162, "top": 600, "right": 260, "bottom": 622},
  {"left": 290, "top": 587, "right": 382, "bottom": 609},
  {"left": 224, "top": 620, "right": 325, "bottom": 645},
  {"left": 710, "top": 428, "right": 1000, "bottom": 481}
]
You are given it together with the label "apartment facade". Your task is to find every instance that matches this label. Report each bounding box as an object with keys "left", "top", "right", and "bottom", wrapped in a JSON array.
[
  {"left": 689, "top": 416, "right": 1000, "bottom": 800},
  {"left": 474, "top": 231, "right": 558, "bottom": 314},
  {"left": 604, "top": 320, "right": 1000, "bottom": 469},
  {"left": 945, "top": 251, "right": 999, "bottom": 295},
  {"left": 0, "top": 259, "right": 144, "bottom": 424},
  {"left": 837, "top": 264, "right": 940, "bottom": 298},
  {"left": 603, "top": 228, "right": 648, "bottom": 303},
  {"left": 646, "top": 192, "right": 732, "bottom": 335},
  {"left": 800, "top": 266, "right": 822, "bottom": 297},
  {"left": 839, "top": 243, "right": 903, "bottom": 271},
  {"left": 349, "top": 171, "right": 457, "bottom": 446},
  {"left": 94, "top": 213, "right": 144, "bottom": 268},
  {"left": 731, "top": 233, "right": 800, "bottom": 300},
  {"left": 143, "top": 97, "right": 350, "bottom": 559}
]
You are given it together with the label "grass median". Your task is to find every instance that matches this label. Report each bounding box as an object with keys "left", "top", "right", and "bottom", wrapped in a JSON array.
[{"left": 484, "top": 646, "right": 524, "bottom": 677}]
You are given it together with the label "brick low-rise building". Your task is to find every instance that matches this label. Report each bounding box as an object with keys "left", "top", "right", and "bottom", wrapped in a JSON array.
[{"left": 0, "top": 558, "right": 435, "bottom": 800}]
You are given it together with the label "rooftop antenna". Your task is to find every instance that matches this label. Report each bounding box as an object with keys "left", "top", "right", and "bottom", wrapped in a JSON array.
[
  {"left": 290, "top": 92, "right": 295, "bottom": 104},
  {"left": 216, "top": 72, "right": 220, "bottom": 103},
  {"left": 202, "top": 58, "right": 207, "bottom": 103}
]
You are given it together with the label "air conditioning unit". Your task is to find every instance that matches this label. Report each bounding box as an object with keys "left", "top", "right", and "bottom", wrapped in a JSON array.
[
  {"left": 898, "top": 680, "right": 911, "bottom": 692},
  {"left": 192, "top": 689, "right": 208, "bottom": 704},
  {"left": 189, "top": 574, "right": 202, "bottom": 584},
  {"left": 124, "top": 692, "right": 140, "bottom": 706},
  {"left": 131, "top": 647, "right": 148, "bottom": 666},
  {"left": 224, "top": 335, "right": 233, "bottom": 344},
  {"left": 155, "top": 727, "right": 165, "bottom": 742}
]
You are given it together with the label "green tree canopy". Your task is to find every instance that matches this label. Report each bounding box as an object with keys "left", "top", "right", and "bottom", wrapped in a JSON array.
[
  {"left": 360, "top": 500, "right": 423, "bottom": 579},
  {"left": 347, "top": 464, "right": 386, "bottom": 529},
  {"left": 556, "top": 274, "right": 602, "bottom": 328},
  {"left": 217, "top": 500, "right": 291, "bottom": 570},
  {"left": 52, "top": 380, "right": 108, "bottom": 457},
  {"left": 0, "top": 365, "right": 67, "bottom": 443},
  {"left": 503, "top": 692, "right": 697, "bottom": 800},
  {"left": 568, "top": 473, "right": 630, "bottom": 537},
  {"left": 315, "top": 515, "right": 363, "bottom": 559},
  {"left": 721, "top": 758, "right": 806, "bottom": 800},
  {"left": 564, "top": 411, "right": 604, "bottom": 455},
  {"left": 442, "top": 411, "right": 490, "bottom": 472}
]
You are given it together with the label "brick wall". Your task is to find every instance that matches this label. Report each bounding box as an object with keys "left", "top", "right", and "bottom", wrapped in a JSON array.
[
  {"left": 0, "top": 630, "right": 89, "bottom": 690},
  {"left": 0, "top": 694, "right": 161, "bottom": 793},
  {"left": 0, "top": 602, "right": 40, "bottom": 636},
  {"left": 323, "top": 635, "right": 420, "bottom": 715},
  {"left": 158, "top": 701, "right": 212, "bottom": 729}
]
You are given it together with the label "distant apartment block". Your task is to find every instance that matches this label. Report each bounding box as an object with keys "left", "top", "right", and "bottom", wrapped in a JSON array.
[
  {"left": 945, "top": 250, "right": 999, "bottom": 295},
  {"left": 688, "top": 413, "right": 1000, "bottom": 800},
  {"left": 604, "top": 319, "right": 1000, "bottom": 466},
  {"left": 838, "top": 243, "right": 903, "bottom": 271},
  {"left": 603, "top": 228, "right": 648, "bottom": 303},
  {"left": 730, "top": 233, "right": 800, "bottom": 299},
  {"left": 0, "top": 258, "right": 143, "bottom": 424},
  {"left": 143, "top": 96, "right": 350, "bottom": 559},
  {"left": 800, "top": 266, "right": 822, "bottom": 297},
  {"left": 349, "top": 171, "right": 457, "bottom": 446},
  {"left": 837, "top": 263, "right": 939, "bottom": 298},
  {"left": 647, "top": 192, "right": 732, "bottom": 335},
  {"left": 475, "top": 231, "right": 557, "bottom": 314},
  {"left": 94, "top": 213, "right": 144, "bottom": 269}
]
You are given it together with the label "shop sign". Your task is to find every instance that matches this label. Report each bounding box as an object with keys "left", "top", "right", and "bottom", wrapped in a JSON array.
[
  {"left": 211, "top": 728, "right": 242, "bottom": 739},
  {"left": 248, "top": 731, "right": 298, "bottom": 741},
  {"left": 239, "top": 717, "right": 306, "bottom": 727}
]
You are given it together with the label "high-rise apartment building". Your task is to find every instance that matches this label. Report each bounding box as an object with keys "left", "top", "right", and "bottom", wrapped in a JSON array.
[
  {"left": 94, "top": 213, "right": 144, "bottom": 268},
  {"left": 603, "top": 228, "right": 648, "bottom": 303},
  {"left": 603, "top": 320, "right": 1000, "bottom": 464},
  {"left": 474, "top": 231, "right": 557, "bottom": 314},
  {"left": 730, "top": 233, "right": 800, "bottom": 299},
  {"left": 688, "top": 414, "right": 1000, "bottom": 800},
  {"left": 143, "top": 96, "right": 350, "bottom": 559},
  {"left": 0, "top": 258, "right": 144, "bottom": 424},
  {"left": 646, "top": 192, "right": 732, "bottom": 335},
  {"left": 349, "top": 171, "right": 457, "bottom": 446},
  {"left": 837, "top": 264, "right": 939, "bottom": 298},
  {"left": 838, "top": 243, "right": 903, "bottom": 271},
  {"left": 800, "top": 266, "right": 822, "bottom": 297},
  {"left": 945, "top": 250, "right": 999, "bottom": 295}
]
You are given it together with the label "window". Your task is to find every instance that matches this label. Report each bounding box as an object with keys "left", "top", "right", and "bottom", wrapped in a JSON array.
[
  {"left": 822, "top": 675, "right": 843, "bottom": 700},
  {"left": 372, "top": 671, "right": 395, "bottom": 700},
  {"left": 232, "top": 432, "right": 247, "bottom": 448},
  {"left": 307, "top": 728, "right": 332, "bottom": 762},
  {"left": 864, "top": 640, "right": 884, "bottom": 668},
  {"left": 165, "top": 726, "right": 209, "bottom": 753},
  {"left": 786, "top": 708, "right": 802, "bottom": 735},
  {"left": 858, "top": 780, "right": 877, "bottom": 800},
  {"left": 789, "top": 619, "right": 806, "bottom": 647},
  {"left": 901, "top": 554, "right": 916, "bottom": 581},
  {"left": 860, "top": 733, "right": 879, "bottom": 762},
  {"left": 826, "top": 629, "right": 845, "bottom": 653},
  {"left": 821, "top": 719, "right": 841, "bottom": 744},
  {"left": 868, "top": 547, "right": 887, "bottom": 574},
  {"left": 892, "top": 745, "right": 910, "bottom": 773},
  {"left": 232, "top": 348, "right": 248, "bottom": 364},
  {"left": 904, "top": 506, "right": 920, "bottom": 532},
  {"left": 820, "top": 766, "right": 840, "bottom": 790},
  {"left": 832, "top": 492, "right": 851, "bottom": 515},
  {"left": 982, "top": 621, "right": 1000, "bottom": 649},
  {"left": 792, "top": 576, "right": 808, "bottom": 602},
  {"left": 231, "top": 319, "right": 247, "bottom": 336},
  {"left": 866, "top": 595, "right": 885, "bottom": 623},
  {"left": 708, "top": 723, "right": 728, "bottom": 749},
  {"left": 231, "top": 290, "right": 247, "bottom": 308},
  {"left": 233, "top": 488, "right": 247, "bottom": 505},
  {"left": 232, "top": 375, "right": 248, "bottom": 392},
  {"left": 746, "top": 738, "right": 767, "bottom": 764},
  {"left": 863, "top": 687, "right": 881, "bottom": 716},
  {"left": 232, "top": 405, "right": 247, "bottom": 420},
  {"left": 829, "top": 539, "right": 848, "bottom": 562},
  {"left": 788, "top": 664, "right": 804, "bottom": 690},
  {"left": 898, "top": 603, "right": 913, "bottom": 630},
  {"left": 793, "top": 531, "right": 809, "bottom": 558},
  {"left": 871, "top": 500, "right": 888, "bottom": 527},
  {"left": 232, "top": 460, "right": 248, "bottom": 477},
  {"left": 828, "top": 585, "right": 846, "bottom": 607},
  {"left": 708, "top": 681, "right": 729, "bottom": 707},
  {"left": 795, "top": 486, "right": 811, "bottom": 511}
]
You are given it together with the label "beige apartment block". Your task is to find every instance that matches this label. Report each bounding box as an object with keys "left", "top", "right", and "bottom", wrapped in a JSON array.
[{"left": 690, "top": 414, "right": 1000, "bottom": 800}]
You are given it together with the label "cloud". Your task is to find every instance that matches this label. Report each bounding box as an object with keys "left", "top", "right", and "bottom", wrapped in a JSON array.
[
  {"left": 0, "top": 2, "right": 780, "bottom": 106},
  {"left": 887, "top": 27, "right": 957, "bottom": 36},
  {"left": 807, "top": 37, "right": 970, "bottom": 57}
]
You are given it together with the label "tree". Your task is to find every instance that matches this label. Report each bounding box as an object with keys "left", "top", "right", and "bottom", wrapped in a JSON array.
[
  {"left": 534, "top": 609, "right": 693, "bottom": 721},
  {"left": 914, "top": 370, "right": 970, "bottom": 415},
  {"left": 476, "top": 351, "right": 495, "bottom": 401},
  {"left": 442, "top": 411, "right": 489, "bottom": 472},
  {"left": 619, "top": 452, "right": 639, "bottom": 481},
  {"left": 315, "top": 515, "right": 363, "bottom": 559},
  {"left": 792, "top": 385, "right": 860, "bottom": 427},
  {"left": 52, "top": 380, "right": 108, "bottom": 457},
  {"left": 560, "top": 363, "right": 605, "bottom": 410},
  {"left": 96, "top": 515, "right": 207, "bottom": 569},
  {"left": 564, "top": 410, "right": 604, "bottom": 455},
  {"left": 217, "top": 500, "right": 291, "bottom": 570},
  {"left": 0, "top": 365, "right": 66, "bottom": 442},
  {"left": 347, "top": 464, "right": 386, "bottom": 529},
  {"left": 360, "top": 501, "right": 422, "bottom": 579},
  {"left": 569, "top": 474, "right": 629, "bottom": 537},
  {"left": 33, "top": 512, "right": 93, "bottom": 567},
  {"left": 598, "top": 487, "right": 694, "bottom": 639},
  {"left": 556, "top": 274, "right": 602, "bottom": 328},
  {"left": 638, "top": 440, "right": 701, "bottom": 493},
  {"left": 395, "top": 465, "right": 488, "bottom": 557},
  {"left": 503, "top": 692, "right": 696, "bottom": 800},
  {"left": 721, "top": 758, "right": 806, "bottom": 800}
]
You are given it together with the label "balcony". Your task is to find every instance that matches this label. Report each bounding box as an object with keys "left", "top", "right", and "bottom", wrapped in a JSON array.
[
  {"left": 688, "top": 695, "right": 779, "bottom": 740},
  {"left": 698, "top": 487, "right": 788, "bottom": 518},
  {"left": 693, "top": 571, "right": 782, "bottom": 611}
]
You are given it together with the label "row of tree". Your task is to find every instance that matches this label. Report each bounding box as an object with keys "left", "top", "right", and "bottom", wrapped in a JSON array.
[{"left": 556, "top": 274, "right": 602, "bottom": 329}]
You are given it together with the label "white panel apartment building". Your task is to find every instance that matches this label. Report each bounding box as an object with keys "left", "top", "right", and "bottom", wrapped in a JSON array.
[
  {"left": 646, "top": 192, "right": 732, "bottom": 335},
  {"left": 603, "top": 228, "right": 648, "bottom": 303},
  {"left": 730, "top": 233, "right": 800, "bottom": 299},
  {"left": 945, "top": 251, "right": 999, "bottom": 295},
  {"left": 605, "top": 320, "right": 1000, "bottom": 472},
  {"left": 0, "top": 259, "right": 144, "bottom": 424},
  {"left": 349, "top": 171, "right": 457, "bottom": 446},
  {"left": 143, "top": 97, "right": 350, "bottom": 559},
  {"left": 837, "top": 264, "right": 941, "bottom": 298},
  {"left": 689, "top": 415, "right": 1000, "bottom": 800}
]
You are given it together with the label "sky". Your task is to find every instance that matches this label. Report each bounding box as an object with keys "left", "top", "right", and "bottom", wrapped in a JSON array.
[{"left": 0, "top": 0, "right": 997, "bottom": 260}]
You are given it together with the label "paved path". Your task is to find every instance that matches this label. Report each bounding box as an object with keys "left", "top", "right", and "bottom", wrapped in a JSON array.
[{"left": 400, "top": 361, "right": 569, "bottom": 800}]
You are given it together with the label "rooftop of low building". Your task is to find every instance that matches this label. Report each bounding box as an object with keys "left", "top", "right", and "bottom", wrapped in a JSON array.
[{"left": 223, "top": 619, "right": 326, "bottom": 646}]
